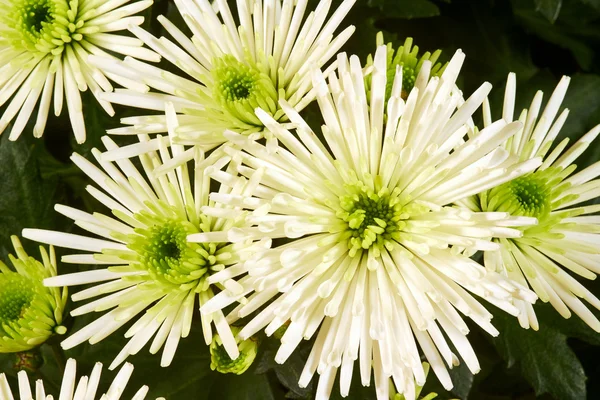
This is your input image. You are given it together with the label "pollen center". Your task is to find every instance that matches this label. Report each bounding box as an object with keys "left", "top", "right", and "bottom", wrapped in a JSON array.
[
  {"left": 488, "top": 173, "right": 553, "bottom": 219},
  {"left": 0, "top": 275, "right": 36, "bottom": 324},
  {"left": 338, "top": 182, "right": 410, "bottom": 256},
  {"left": 23, "top": 1, "right": 52, "bottom": 34},
  {"left": 214, "top": 56, "right": 259, "bottom": 103},
  {"left": 210, "top": 55, "right": 279, "bottom": 129},
  {"left": 510, "top": 176, "right": 551, "bottom": 217},
  {"left": 143, "top": 221, "right": 188, "bottom": 269},
  {"left": 128, "top": 217, "right": 222, "bottom": 288}
]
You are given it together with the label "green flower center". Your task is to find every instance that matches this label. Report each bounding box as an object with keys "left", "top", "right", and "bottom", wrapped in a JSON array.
[
  {"left": 399, "top": 64, "right": 417, "bottom": 96},
  {"left": 483, "top": 166, "right": 578, "bottom": 224},
  {"left": 0, "top": 275, "right": 36, "bottom": 324},
  {"left": 219, "top": 69, "right": 254, "bottom": 101},
  {"left": 210, "top": 55, "right": 279, "bottom": 129},
  {"left": 23, "top": 1, "right": 52, "bottom": 34},
  {"left": 123, "top": 215, "right": 224, "bottom": 290},
  {"left": 510, "top": 176, "right": 551, "bottom": 217},
  {"left": 3, "top": 0, "right": 82, "bottom": 55},
  {"left": 488, "top": 173, "right": 553, "bottom": 219},
  {"left": 338, "top": 182, "right": 411, "bottom": 256},
  {"left": 141, "top": 221, "right": 188, "bottom": 269}
]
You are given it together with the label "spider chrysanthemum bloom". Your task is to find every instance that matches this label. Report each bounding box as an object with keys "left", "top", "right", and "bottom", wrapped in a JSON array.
[
  {"left": 365, "top": 32, "right": 446, "bottom": 101},
  {"left": 197, "top": 48, "right": 539, "bottom": 399},
  {"left": 0, "top": 0, "right": 158, "bottom": 143},
  {"left": 0, "top": 236, "right": 67, "bottom": 353},
  {"left": 92, "top": 0, "right": 357, "bottom": 157},
  {"left": 0, "top": 358, "right": 163, "bottom": 399},
  {"left": 22, "top": 104, "right": 269, "bottom": 369},
  {"left": 459, "top": 73, "right": 600, "bottom": 332}
]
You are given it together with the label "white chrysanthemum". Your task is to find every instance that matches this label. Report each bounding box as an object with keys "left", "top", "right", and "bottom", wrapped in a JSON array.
[
  {"left": 195, "top": 48, "right": 539, "bottom": 399},
  {"left": 91, "top": 0, "right": 356, "bottom": 157},
  {"left": 22, "top": 104, "right": 269, "bottom": 369},
  {"left": 459, "top": 73, "right": 600, "bottom": 332},
  {"left": 0, "top": 358, "right": 163, "bottom": 400},
  {"left": 0, "top": 0, "right": 158, "bottom": 143}
]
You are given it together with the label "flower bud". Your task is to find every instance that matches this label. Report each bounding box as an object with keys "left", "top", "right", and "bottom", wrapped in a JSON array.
[{"left": 210, "top": 327, "right": 258, "bottom": 375}]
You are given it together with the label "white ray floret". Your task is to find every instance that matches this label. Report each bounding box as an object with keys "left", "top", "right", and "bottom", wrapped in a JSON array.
[
  {"left": 197, "top": 47, "right": 539, "bottom": 400},
  {"left": 0, "top": 0, "right": 158, "bottom": 143},
  {"left": 22, "top": 103, "right": 268, "bottom": 369},
  {"left": 0, "top": 358, "right": 164, "bottom": 400},
  {"left": 460, "top": 73, "right": 600, "bottom": 332},
  {"left": 95, "top": 0, "right": 357, "bottom": 160}
]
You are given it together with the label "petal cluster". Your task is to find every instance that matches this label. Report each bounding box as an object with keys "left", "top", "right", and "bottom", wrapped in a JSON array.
[
  {"left": 23, "top": 104, "right": 269, "bottom": 369},
  {"left": 0, "top": 0, "right": 158, "bottom": 142},
  {"left": 197, "top": 46, "right": 538, "bottom": 399},
  {"left": 461, "top": 73, "right": 600, "bottom": 331},
  {"left": 94, "top": 0, "right": 356, "bottom": 152},
  {"left": 0, "top": 358, "right": 163, "bottom": 399},
  {"left": 0, "top": 236, "right": 67, "bottom": 353}
]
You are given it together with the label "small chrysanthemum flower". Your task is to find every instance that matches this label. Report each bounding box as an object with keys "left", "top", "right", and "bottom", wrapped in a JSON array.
[
  {"left": 197, "top": 48, "right": 539, "bottom": 399},
  {"left": 365, "top": 32, "right": 445, "bottom": 101},
  {"left": 210, "top": 326, "right": 258, "bottom": 375},
  {"left": 22, "top": 104, "right": 269, "bottom": 369},
  {"left": 459, "top": 73, "right": 600, "bottom": 332},
  {"left": 92, "top": 0, "right": 357, "bottom": 157},
  {"left": 0, "top": 0, "right": 158, "bottom": 143},
  {"left": 0, "top": 358, "right": 163, "bottom": 400},
  {"left": 0, "top": 236, "right": 67, "bottom": 353}
]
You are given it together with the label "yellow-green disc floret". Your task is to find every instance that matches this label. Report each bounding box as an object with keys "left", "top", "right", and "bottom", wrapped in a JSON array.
[
  {"left": 205, "top": 54, "right": 281, "bottom": 132},
  {"left": 1, "top": 0, "right": 82, "bottom": 56},
  {"left": 0, "top": 236, "right": 67, "bottom": 353}
]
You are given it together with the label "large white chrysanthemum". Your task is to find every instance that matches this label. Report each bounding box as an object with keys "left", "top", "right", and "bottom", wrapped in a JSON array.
[
  {"left": 92, "top": 0, "right": 356, "bottom": 156},
  {"left": 195, "top": 47, "right": 539, "bottom": 399},
  {"left": 22, "top": 104, "right": 269, "bottom": 369},
  {"left": 0, "top": 358, "right": 163, "bottom": 400},
  {"left": 459, "top": 73, "right": 600, "bottom": 332},
  {"left": 0, "top": 0, "right": 158, "bottom": 143}
]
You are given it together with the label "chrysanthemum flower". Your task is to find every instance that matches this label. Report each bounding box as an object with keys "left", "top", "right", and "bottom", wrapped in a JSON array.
[
  {"left": 0, "top": 236, "right": 67, "bottom": 353},
  {"left": 22, "top": 104, "right": 269, "bottom": 369},
  {"left": 459, "top": 73, "right": 600, "bottom": 332},
  {"left": 0, "top": 0, "right": 158, "bottom": 143},
  {"left": 196, "top": 48, "right": 539, "bottom": 399},
  {"left": 0, "top": 358, "right": 163, "bottom": 399},
  {"left": 210, "top": 326, "right": 258, "bottom": 375},
  {"left": 365, "top": 32, "right": 445, "bottom": 101},
  {"left": 92, "top": 0, "right": 357, "bottom": 157}
]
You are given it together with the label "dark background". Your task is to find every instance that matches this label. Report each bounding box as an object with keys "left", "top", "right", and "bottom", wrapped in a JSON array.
[{"left": 1, "top": 0, "right": 599, "bottom": 398}]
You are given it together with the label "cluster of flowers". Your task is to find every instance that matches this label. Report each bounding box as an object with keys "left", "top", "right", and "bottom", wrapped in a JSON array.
[{"left": 1, "top": 0, "right": 599, "bottom": 399}]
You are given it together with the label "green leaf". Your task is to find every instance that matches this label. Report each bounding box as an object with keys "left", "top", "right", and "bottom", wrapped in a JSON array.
[
  {"left": 366, "top": 0, "right": 440, "bottom": 18},
  {"left": 209, "top": 364, "right": 280, "bottom": 400},
  {"left": 560, "top": 73, "right": 600, "bottom": 141},
  {"left": 578, "top": 0, "right": 600, "bottom": 11},
  {"left": 0, "top": 133, "right": 68, "bottom": 260},
  {"left": 384, "top": 0, "right": 441, "bottom": 19},
  {"left": 255, "top": 336, "right": 313, "bottom": 399},
  {"left": 513, "top": 1, "right": 595, "bottom": 70},
  {"left": 534, "top": 0, "right": 562, "bottom": 22},
  {"left": 491, "top": 311, "right": 587, "bottom": 400}
]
